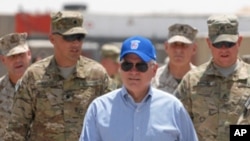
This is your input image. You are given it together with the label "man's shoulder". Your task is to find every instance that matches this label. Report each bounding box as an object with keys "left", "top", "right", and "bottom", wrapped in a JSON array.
[
  {"left": 157, "top": 64, "right": 167, "bottom": 71},
  {"left": 187, "top": 62, "right": 210, "bottom": 74},
  {"left": 151, "top": 88, "right": 184, "bottom": 107},
  {"left": 0, "top": 75, "right": 7, "bottom": 83},
  {"left": 0, "top": 75, "right": 8, "bottom": 88},
  {"left": 240, "top": 61, "right": 250, "bottom": 72},
  {"left": 155, "top": 64, "right": 167, "bottom": 76},
  {"left": 78, "top": 56, "right": 107, "bottom": 74},
  {"left": 152, "top": 88, "right": 178, "bottom": 100},
  {"left": 28, "top": 56, "right": 53, "bottom": 70},
  {"left": 180, "top": 62, "right": 211, "bottom": 84},
  {"left": 78, "top": 56, "right": 103, "bottom": 68},
  {"left": 234, "top": 61, "right": 250, "bottom": 79},
  {"left": 92, "top": 89, "right": 121, "bottom": 104}
]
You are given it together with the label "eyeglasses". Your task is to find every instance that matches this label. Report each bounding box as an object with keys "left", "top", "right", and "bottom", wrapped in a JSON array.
[
  {"left": 212, "top": 42, "right": 236, "bottom": 49},
  {"left": 121, "top": 61, "right": 149, "bottom": 72},
  {"left": 62, "top": 34, "right": 85, "bottom": 42},
  {"left": 55, "top": 33, "right": 85, "bottom": 42}
]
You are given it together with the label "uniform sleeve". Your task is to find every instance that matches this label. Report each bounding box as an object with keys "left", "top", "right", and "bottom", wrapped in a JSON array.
[
  {"left": 4, "top": 71, "right": 35, "bottom": 141},
  {"left": 79, "top": 101, "right": 101, "bottom": 141}
]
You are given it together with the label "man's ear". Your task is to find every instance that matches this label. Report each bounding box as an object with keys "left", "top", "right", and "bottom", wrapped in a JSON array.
[
  {"left": 192, "top": 43, "right": 197, "bottom": 55},
  {"left": 152, "top": 63, "right": 158, "bottom": 74},
  {"left": 164, "top": 41, "right": 169, "bottom": 54},
  {"left": 49, "top": 34, "right": 55, "bottom": 44},
  {"left": 206, "top": 38, "right": 213, "bottom": 49},
  {"left": 236, "top": 36, "right": 243, "bottom": 48}
]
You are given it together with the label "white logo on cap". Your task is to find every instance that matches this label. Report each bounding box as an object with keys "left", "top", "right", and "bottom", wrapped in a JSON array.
[{"left": 130, "top": 40, "right": 140, "bottom": 49}]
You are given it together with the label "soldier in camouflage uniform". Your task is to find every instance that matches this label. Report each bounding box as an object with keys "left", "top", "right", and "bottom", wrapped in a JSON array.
[
  {"left": 100, "top": 44, "right": 122, "bottom": 87},
  {"left": 0, "top": 32, "right": 31, "bottom": 140},
  {"left": 174, "top": 14, "right": 250, "bottom": 141},
  {"left": 151, "top": 23, "right": 197, "bottom": 94},
  {"left": 4, "top": 11, "right": 116, "bottom": 141}
]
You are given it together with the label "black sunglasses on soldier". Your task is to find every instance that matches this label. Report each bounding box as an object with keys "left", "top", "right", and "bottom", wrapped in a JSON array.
[
  {"left": 62, "top": 34, "right": 85, "bottom": 42},
  {"left": 54, "top": 33, "right": 85, "bottom": 42},
  {"left": 121, "top": 61, "right": 149, "bottom": 72},
  {"left": 212, "top": 41, "right": 236, "bottom": 49}
]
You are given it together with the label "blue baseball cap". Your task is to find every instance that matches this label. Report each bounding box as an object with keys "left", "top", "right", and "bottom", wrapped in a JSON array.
[{"left": 119, "top": 36, "right": 157, "bottom": 62}]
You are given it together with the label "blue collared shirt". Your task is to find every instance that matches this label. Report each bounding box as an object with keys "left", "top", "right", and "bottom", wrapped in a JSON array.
[{"left": 79, "top": 86, "right": 198, "bottom": 141}]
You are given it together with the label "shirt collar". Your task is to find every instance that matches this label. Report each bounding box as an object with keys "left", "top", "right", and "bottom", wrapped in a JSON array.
[{"left": 121, "top": 86, "right": 153, "bottom": 103}]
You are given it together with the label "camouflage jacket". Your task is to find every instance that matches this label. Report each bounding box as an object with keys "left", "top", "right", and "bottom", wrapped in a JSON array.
[
  {"left": 0, "top": 75, "right": 15, "bottom": 140},
  {"left": 175, "top": 59, "right": 250, "bottom": 141},
  {"left": 151, "top": 60, "right": 196, "bottom": 94},
  {"left": 4, "top": 56, "right": 116, "bottom": 141}
]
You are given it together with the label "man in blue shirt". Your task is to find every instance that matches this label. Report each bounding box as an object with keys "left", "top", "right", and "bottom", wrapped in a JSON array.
[{"left": 79, "top": 36, "right": 198, "bottom": 141}]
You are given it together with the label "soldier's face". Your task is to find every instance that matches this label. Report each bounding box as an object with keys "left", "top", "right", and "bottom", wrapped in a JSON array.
[
  {"left": 101, "top": 58, "right": 119, "bottom": 76},
  {"left": 49, "top": 33, "right": 83, "bottom": 67},
  {"left": 1, "top": 51, "right": 31, "bottom": 78},
  {"left": 166, "top": 41, "right": 196, "bottom": 66},
  {"left": 207, "top": 36, "right": 242, "bottom": 68}
]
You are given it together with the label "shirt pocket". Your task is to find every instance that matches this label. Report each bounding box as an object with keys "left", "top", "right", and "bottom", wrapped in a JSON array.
[
  {"left": 146, "top": 127, "right": 179, "bottom": 141},
  {"left": 192, "top": 83, "right": 218, "bottom": 116}
]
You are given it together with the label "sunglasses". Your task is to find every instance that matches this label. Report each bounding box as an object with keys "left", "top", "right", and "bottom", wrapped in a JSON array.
[
  {"left": 121, "top": 61, "right": 149, "bottom": 72},
  {"left": 55, "top": 33, "right": 85, "bottom": 42},
  {"left": 212, "top": 41, "right": 236, "bottom": 49}
]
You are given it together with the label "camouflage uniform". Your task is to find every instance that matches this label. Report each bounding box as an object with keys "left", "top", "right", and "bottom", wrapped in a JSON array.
[
  {"left": 175, "top": 15, "right": 250, "bottom": 141},
  {"left": 0, "top": 32, "right": 30, "bottom": 141},
  {"left": 4, "top": 11, "right": 116, "bottom": 141},
  {"left": 101, "top": 44, "right": 122, "bottom": 87},
  {"left": 0, "top": 75, "right": 15, "bottom": 139},
  {"left": 151, "top": 58, "right": 196, "bottom": 94},
  {"left": 4, "top": 56, "right": 115, "bottom": 141},
  {"left": 151, "top": 23, "right": 197, "bottom": 94},
  {"left": 175, "top": 59, "right": 250, "bottom": 141}
]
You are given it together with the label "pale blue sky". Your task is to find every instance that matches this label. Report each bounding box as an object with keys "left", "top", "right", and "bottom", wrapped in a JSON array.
[{"left": 0, "top": 0, "right": 250, "bottom": 15}]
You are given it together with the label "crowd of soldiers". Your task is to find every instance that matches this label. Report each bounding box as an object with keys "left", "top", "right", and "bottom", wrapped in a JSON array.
[{"left": 0, "top": 10, "right": 250, "bottom": 141}]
